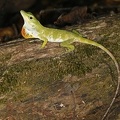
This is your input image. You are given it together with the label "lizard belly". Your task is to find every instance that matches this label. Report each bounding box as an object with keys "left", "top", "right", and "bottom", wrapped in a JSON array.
[{"left": 47, "top": 36, "right": 64, "bottom": 42}]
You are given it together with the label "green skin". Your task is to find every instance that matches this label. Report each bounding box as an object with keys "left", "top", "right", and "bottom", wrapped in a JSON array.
[{"left": 20, "top": 10, "right": 120, "bottom": 120}]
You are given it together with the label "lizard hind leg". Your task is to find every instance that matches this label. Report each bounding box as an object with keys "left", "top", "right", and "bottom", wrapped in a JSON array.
[
  {"left": 72, "top": 30, "right": 82, "bottom": 36},
  {"left": 60, "top": 39, "right": 75, "bottom": 52},
  {"left": 40, "top": 37, "right": 48, "bottom": 49}
]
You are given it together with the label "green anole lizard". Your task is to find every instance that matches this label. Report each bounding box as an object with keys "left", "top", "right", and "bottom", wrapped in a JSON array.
[{"left": 20, "top": 10, "right": 120, "bottom": 120}]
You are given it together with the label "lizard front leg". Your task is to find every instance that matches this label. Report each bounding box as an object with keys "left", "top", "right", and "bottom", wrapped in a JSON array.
[
  {"left": 60, "top": 39, "right": 75, "bottom": 52},
  {"left": 40, "top": 36, "right": 48, "bottom": 49}
]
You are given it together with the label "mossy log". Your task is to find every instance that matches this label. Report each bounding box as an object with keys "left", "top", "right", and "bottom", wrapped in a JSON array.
[{"left": 0, "top": 14, "right": 120, "bottom": 120}]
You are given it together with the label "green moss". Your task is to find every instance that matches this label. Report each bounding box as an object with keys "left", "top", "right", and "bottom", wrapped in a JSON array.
[
  {"left": 0, "top": 47, "right": 91, "bottom": 101},
  {"left": 0, "top": 53, "right": 11, "bottom": 61}
]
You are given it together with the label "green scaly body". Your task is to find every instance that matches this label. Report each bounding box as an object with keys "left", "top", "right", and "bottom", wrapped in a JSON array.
[{"left": 20, "top": 10, "right": 120, "bottom": 120}]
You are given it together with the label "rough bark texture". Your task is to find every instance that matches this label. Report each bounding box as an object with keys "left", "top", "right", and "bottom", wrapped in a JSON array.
[{"left": 0, "top": 13, "right": 120, "bottom": 120}]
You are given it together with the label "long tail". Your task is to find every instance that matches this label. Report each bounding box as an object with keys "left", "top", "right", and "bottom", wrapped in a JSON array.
[{"left": 79, "top": 37, "right": 120, "bottom": 120}]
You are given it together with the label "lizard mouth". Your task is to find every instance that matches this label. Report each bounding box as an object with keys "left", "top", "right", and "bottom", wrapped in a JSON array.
[
  {"left": 20, "top": 10, "right": 27, "bottom": 19},
  {"left": 20, "top": 10, "right": 34, "bottom": 23}
]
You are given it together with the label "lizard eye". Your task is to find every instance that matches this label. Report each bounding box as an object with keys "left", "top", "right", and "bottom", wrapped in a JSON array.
[{"left": 29, "top": 16, "right": 33, "bottom": 19}]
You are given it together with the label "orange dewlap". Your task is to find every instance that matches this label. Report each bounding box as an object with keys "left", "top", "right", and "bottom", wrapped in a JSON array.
[{"left": 21, "top": 27, "right": 33, "bottom": 38}]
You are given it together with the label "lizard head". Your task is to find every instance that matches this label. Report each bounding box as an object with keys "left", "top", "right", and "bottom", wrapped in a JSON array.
[
  {"left": 20, "top": 10, "right": 39, "bottom": 27},
  {"left": 20, "top": 10, "right": 41, "bottom": 38}
]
